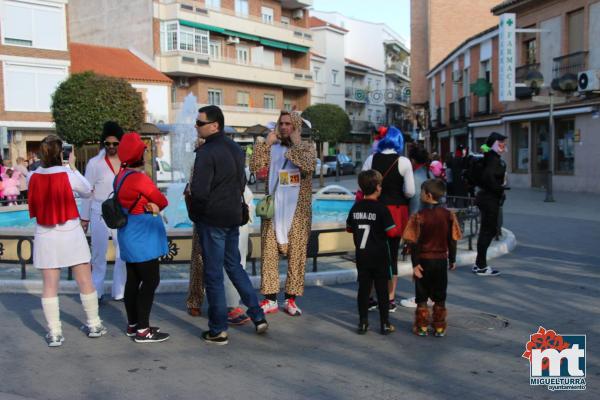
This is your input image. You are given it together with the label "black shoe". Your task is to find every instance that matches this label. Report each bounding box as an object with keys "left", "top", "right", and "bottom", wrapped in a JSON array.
[
  {"left": 381, "top": 323, "right": 396, "bottom": 335},
  {"left": 202, "top": 330, "right": 228, "bottom": 345},
  {"left": 126, "top": 325, "right": 161, "bottom": 337},
  {"left": 388, "top": 300, "right": 398, "bottom": 313},
  {"left": 134, "top": 328, "right": 170, "bottom": 343},
  {"left": 357, "top": 323, "right": 369, "bottom": 335},
  {"left": 254, "top": 319, "right": 269, "bottom": 334}
]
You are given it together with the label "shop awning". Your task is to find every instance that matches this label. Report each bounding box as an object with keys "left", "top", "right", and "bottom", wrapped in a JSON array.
[{"left": 179, "top": 19, "right": 226, "bottom": 34}]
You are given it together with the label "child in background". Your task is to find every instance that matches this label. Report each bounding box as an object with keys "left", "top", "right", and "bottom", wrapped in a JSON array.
[
  {"left": 402, "top": 179, "right": 462, "bottom": 337},
  {"left": 346, "top": 170, "right": 402, "bottom": 335},
  {"left": 2, "top": 169, "right": 21, "bottom": 205}
]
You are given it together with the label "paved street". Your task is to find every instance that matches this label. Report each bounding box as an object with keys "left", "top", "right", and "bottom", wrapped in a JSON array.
[{"left": 0, "top": 187, "right": 598, "bottom": 400}]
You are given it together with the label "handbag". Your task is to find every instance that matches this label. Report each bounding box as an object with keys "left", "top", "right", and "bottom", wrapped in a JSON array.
[
  {"left": 101, "top": 171, "right": 141, "bottom": 229},
  {"left": 256, "top": 159, "right": 288, "bottom": 219},
  {"left": 354, "top": 157, "right": 400, "bottom": 202}
]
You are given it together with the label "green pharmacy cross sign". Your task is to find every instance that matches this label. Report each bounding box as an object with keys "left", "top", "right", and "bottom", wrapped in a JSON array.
[{"left": 470, "top": 78, "right": 493, "bottom": 97}]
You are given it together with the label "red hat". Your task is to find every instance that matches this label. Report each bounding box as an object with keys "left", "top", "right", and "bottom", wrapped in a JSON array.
[{"left": 118, "top": 132, "right": 146, "bottom": 165}]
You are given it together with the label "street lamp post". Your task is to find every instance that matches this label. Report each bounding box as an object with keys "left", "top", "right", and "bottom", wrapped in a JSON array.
[{"left": 545, "top": 91, "right": 555, "bottom": 202}]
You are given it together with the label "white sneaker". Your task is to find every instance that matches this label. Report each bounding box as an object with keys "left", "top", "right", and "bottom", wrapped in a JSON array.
[
  {"left": 81, "top": 323, "right": 108, "bottom": 338},
  {"left": 400, "top": 297, "right": 434, "bottom": 308},
  {"left": 283, "top": 298, "right": 302, "bottom": 316},
  {"left": 473, "top": 266, "right": 501, "bottom": 276},
  {"left": 259, "top": 299, "right": 278, "bottom": 314},
  {"left": 45, "top": 333, "right": 64, "bottom": 347},
  {"left": 400, "top": 297, "right": 417, "bottom": 308}
]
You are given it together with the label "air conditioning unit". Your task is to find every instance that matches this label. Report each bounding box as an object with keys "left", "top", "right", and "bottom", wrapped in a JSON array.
[
  {"left": 226, "top": 36, "right": 240, "bottom": 45},
  {"left": 577, "top": 69, "right": 600, "bottom": 92},
  {"left": 452, "top": 69, "right": 462, "bottom": 82},
  {"left": 176, "top": 77, "right": 190, "bottom": 88},
  {"left": 292, "top": 9, "right": 304, "bottom": 19}
]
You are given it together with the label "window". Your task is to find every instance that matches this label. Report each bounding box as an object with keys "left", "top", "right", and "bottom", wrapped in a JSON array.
[
  {"left": 567, "top": 9, "right": 584, "bottom": 53},
  {"left": 478, "top": 60, "right": 491, "bottom": 113},
  {"left": 1, "top": 0, "right": 66, "bottom": 50},
  {"left": 367, "top": 78, "right": 372, "bottom": 87},
  {"left": 205, "top": 0, "right": 220, "bottom": 10},
  {"left": 555, "top": 119, "right": 575, "bottom": 174},
  {"left": 375, "top": 80, "right": 380, "bottom": 90},
  {"left": 237, "top": 46, "right": 249, "bottom": 64},
  {"left": 3, "top": 62, "right": 67, "bottom": 112},
  {"left": 264, "top": 95, "right": 275, "bottom": 109},
  {"left": 161, "top": 22, "right": 209, "bottom": 54},
  {"left": 282, "top": 57, "right": 292, "bottom": 71},
  {"left": 261, "top": 7, "right": 274, "bottom": 24},
  {"left": 331, "top": 69, "right": 339, "bottom": 85},
  {"left": 263, "top": 49, "right": 275, "bottom": 67},
  {"left": 235, "top": 0, "right": 249, "bottom": 17},
  {"left": 165, "top": 22, "right": 178, "bottom": 51},
  {"left": 208, "top": 89, "right": 222, "bottom": 105},
  {"left": 524, "top": 39, "right": 537, "bottom": 65},
  {"left": 237, "top": 91, "right": 250, "bottom": 107},
  {"left": 313, "top": 67, "right": 320, "bottom": 82},
  {"left": 511, "top": 122, "right": 529, "bottom": 173},
  {"left": 281, "top": 16, "right": 290, "bottom": 25},
  {"left": 209, "top": 40, "right": 221, "bottom": 60},
  {"left": 283, "top": 100, "right": 292, "bottom": 111}
]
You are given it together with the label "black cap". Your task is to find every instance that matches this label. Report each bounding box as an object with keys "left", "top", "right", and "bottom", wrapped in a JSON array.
[
  {"left": 102, "top": 121, "right": 124, "bottom": 141},
  {"left": 486, "top": 132, "right": 507, "bottom": 147}
]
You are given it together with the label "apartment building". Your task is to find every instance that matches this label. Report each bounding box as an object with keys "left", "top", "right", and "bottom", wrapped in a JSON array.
[
  {"left": 311, "top": 11, "right": 411, "bottom": 130},
  {"left": 411, "top": 0, "right": 499, "bottom": 132},
  {"left": 68, "top": 0, "right": 313, "bottom": 132},
  {"left": 427, "top": 0, "right": 600, "bottom": 193},
  {"left": 0, "top": 0, "right": 70, "bottom": 164}
]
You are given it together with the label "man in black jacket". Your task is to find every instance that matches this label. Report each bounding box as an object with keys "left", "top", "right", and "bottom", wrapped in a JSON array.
[
  {"left": 190, "top": 105, "right": 267, "bottom": 344},
  {"left": 472, "top": 132, "right": 507, "bottom": 276}
]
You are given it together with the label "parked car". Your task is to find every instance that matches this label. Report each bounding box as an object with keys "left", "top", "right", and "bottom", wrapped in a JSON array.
[
  {"left": 155, "top": 157, "right": 185, "bottom": 188},
  {"left": 324, "top": 154, "right": 355, "bottom": 175},
  {"left": 314, "top": 158, "right": 331, "bottom": 177}
]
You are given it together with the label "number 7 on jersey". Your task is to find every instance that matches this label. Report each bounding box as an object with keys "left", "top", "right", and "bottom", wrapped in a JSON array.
[{"left": 358, "top": 224, "right": 371, "bottom": 249}]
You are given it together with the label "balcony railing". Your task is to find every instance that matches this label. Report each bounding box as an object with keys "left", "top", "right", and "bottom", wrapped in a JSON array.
[
  {"left": 164, "top": 0, "right": 313, "bottom": 40},
  {"left": 385, "top": 62, "right": 410, "bottom": 80},
  {"left": 449, "top": 101, "right": 458, "bottom": 123},
  {"left": 345, "top": 86, "right": 367, "bottom": 102},
  {"left": 350, "top": 120, "right": 374, "bottom": 134},
  {"left": 172, "top": 102, "right": 280, "bottom": 115},
  {"left": 553, "top": 51, "right": 588, "bottom": 78},
  {"left": 515, "top": 63, "right": 541, "bottom": 83},
  {"left": 459, "top": 96, "right": 469, "bottom": 120}
]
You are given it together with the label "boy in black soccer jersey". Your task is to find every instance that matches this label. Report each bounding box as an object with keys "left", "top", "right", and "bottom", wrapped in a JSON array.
[
  {"left": 402, "top": 179, "right": 462, "bottom": 337},
  {"left": 346, "top": 170, "right": 402, "bottom": 335}
]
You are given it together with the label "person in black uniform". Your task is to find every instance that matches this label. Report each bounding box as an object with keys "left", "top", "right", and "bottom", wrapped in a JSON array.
[
  {"left": 472, "top": 132, "right": 507, "bottom": 276},
  {"left": 346, "top": 170, "right": 402, "bottom": 335}
]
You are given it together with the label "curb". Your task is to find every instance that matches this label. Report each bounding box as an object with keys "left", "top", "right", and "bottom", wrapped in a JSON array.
[{"left": 0, "top": 228, "right": 516, "bottom": 294}]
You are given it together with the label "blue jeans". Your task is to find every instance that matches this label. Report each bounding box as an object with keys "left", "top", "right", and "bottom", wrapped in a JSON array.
[{"left": 196, "top": 221, "right": 264, "bottom": 333}]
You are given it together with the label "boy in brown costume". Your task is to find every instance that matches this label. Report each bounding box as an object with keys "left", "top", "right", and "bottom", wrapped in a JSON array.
[{"left": 402, "top": 179, "right": 462, "bottom": 337}]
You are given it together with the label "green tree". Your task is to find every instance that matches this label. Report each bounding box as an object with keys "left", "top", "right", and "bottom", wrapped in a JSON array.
[
  {"left": 302, "top": 103, "right": 351, "bottom": 184},
  {"left": 51, "top": 72, "right": 144, "bottom": 146}
]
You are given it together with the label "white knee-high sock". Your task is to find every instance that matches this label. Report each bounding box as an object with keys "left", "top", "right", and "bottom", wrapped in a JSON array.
[
  {"left": 80, "top": 291, "right": 102, "bottom": 327},
  {"left": 41, "top": 297, "right": 62, "bottom": 336}
]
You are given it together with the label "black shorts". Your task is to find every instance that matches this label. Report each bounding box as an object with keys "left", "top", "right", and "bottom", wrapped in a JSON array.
[
  {"left": 357, "top": 264, "right": 391, "bottom": 281},
  {"left": 414, "top": 259, "right": 448, "bottom": 303}
]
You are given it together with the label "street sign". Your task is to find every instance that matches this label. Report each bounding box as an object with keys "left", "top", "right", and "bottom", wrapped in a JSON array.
[{"left": 499, "top": 13, "right": 516, "bottom": 101}]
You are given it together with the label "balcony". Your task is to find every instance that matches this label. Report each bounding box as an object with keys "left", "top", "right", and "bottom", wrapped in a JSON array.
[
  {"left": 156, "top": 52, "right": 313, "bottom": 89},
  {"left": 350, "top": 120, "right": 374, "bottom": 134},
  {"left": 345, "top": 87, "right": 367, "bottom": 103},
  {"left": 449, "top": 101, "right": 458, "bottom": 123},
  {"left": 384, "top": 89, "right": 410, "bottom": 105},
  {"left": 172, "top": 103, "right": 280, "bottom": 127},
  {"left": 515, "top": 63, "right": 541, "bottom": 83},
  {"left": 156, "top": 1, "right": 313, "bottom": 47},
  {"left": 385, "top": 62, "right": 410, "bottom": 82},
  {"left": 436, "top": 107, "right": 446, "bottom": 127},
  {"left": 553, "top": 51, "right": 588, "bottom": 79}
]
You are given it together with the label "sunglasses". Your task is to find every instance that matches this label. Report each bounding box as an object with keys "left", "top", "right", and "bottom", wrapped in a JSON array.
[
  {"left": 196, "top": 119, "right": 215, "bottom": 127},
  {"left": 104, "top": 141, "right": 120, "bottom": 147}
]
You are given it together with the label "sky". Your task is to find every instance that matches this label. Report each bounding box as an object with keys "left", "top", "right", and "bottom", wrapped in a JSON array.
[{"left": 311, "top": 0, "right": 411, "bottom": 42}]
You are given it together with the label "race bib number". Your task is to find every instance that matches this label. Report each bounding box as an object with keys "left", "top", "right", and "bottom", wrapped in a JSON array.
[{"left": 279, "top": 169, "right": 300, "bottom": 187}]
